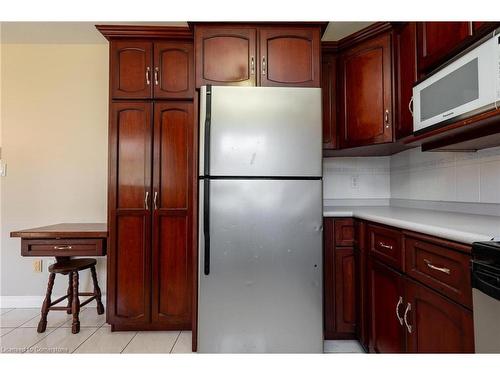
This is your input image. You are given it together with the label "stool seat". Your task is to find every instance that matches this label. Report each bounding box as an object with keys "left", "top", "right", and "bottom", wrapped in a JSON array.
[{"left": 49, "top": 258, "right": 97, "bottom": 273}]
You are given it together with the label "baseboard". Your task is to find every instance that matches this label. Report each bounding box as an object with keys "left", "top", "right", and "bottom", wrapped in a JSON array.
[{"left": 1, "top": 295, "right": 107, "bottom": 308}]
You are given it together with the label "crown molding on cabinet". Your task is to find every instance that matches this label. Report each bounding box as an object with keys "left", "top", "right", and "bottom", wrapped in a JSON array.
[{"left": 95, "top": 25, "right": 193, "bottom": 40}]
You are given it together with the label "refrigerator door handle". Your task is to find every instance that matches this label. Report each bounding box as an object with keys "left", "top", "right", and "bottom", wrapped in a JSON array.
[
  {"left": 203, "top": 85, "right": 212, "bottom": 275},
  {"left": 204, "top": 85, "right": 212, "bottom": 177},
  {"left": 203, "top": 178, "right": 210, "bottom": 275}
]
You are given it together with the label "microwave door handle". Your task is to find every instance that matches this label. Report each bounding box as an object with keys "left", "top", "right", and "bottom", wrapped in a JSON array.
[
  {"left": 203, "top": 85, "right": 212, "bottom": 276},
  {"left": 409, "top": 97, "right": 414, "bottom": 115}
]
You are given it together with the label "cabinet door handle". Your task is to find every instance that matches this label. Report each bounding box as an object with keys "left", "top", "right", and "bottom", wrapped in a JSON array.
[
  {"left": 146, "top": 67, "right": 151, "bottom": 85},
  {"left": 404, "top": 302, "right": 412, "bottom": 333},
  {"left": 384, "top": 109, "right": 390, "bottom": 128},
  {"left": 154, "top": 67, "right": 159, "bottom": 86},
  {"left": 145, "top": 191, "right": 149, "bottom": 210},
  {"left": 262, "top": 56, "right": 266, "bottom": 75},
  {"left": 153, "top": 191, "right": 158, "bottom": 210},
  {"left": 396, "top": 296, "right": 404, "bottom": 326},
  {"left": 54, "top": 245, "right": 73, "bottom": 250},
  {"left": 424, "top": 259, "right": 451, "bottom": 275},
  {"left": 378, "top": 241, "right": 393, "bottom": 250},
  {"left": 408, "top": 97, "right": 414, "bottom": 115},
  {"left": 250, "top": 57, "right": 255, "bottom": 75}
]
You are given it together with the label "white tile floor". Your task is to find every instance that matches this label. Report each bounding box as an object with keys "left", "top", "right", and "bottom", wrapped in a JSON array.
[
  {"left": 1, "top": 308, "right": 365, "bottom": 354},
  {"left": 0, "top": 308, "right": 192, "bottom": 354}
]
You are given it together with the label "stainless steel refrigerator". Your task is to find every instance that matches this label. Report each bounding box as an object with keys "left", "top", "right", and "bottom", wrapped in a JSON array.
[{"left": 198, "top": 86, "right": 323, "bottom": 353}]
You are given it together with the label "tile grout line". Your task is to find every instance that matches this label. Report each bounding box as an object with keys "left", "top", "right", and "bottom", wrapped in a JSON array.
[
  {"left": 169, "top": 331, "right": 182, "bottom": 354},
  {"left": 0, "top": 308, "right": 14, "bottom": 316},
  {"left": 71, "top": 326, "right": 101, "bottom": 353},
  {"left": 120, "top": 331, "right": 139, "bottom": 354}
]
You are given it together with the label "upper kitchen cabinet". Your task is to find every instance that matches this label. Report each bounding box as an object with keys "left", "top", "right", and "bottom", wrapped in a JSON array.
[
  {"left": 259, "top": 28, "right": 320, "bottom": 87},
  {"left": 194, "top": 26, "right": 257, "bottom": 87},
  {"left": 321, "top": 46, "right": 337, "bottom": 150},
  {"left": 339, "top": 32, "right": 393, "bottom": 148},
  {"left": 153, "top": 42, "right": 194, "bottom": 99},
  {"left": 394, "top": 22, "right": 417, "bottom": 139},
  {"left": 111, "top": 41, "right": 153, "bottom": 99},
  {"left": 108, "top": 39, "right": 194, "bottom": 99},
  {"left": 194, "top": 24, "right": 322, "bottom": 88},
  {"left": 416, "top": 22, "right": 472, "bottom": 72}
]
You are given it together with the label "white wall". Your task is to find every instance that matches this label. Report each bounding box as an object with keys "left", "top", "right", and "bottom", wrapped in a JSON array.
[
  {"left": 1, "top": 42, "right": 109, "bottom": 300},
  {"left": 391, "top": 147, "right": 500, "bottom": 203},
  {"left": 323, "top": 157, "right": 391, "bottom": 202}
]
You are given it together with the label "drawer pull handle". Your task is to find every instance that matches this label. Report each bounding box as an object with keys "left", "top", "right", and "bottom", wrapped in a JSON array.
[
  {"left": 378, "top": 241, "right": 393, "bottom": 250},
  {"left": 54, "top": 245, "right": 73, "bottom": 250},
  {"left": 396, "top": 296, "right": 404, "bottom": 326},
  {"left": 424, "top": 259, "right": 451, "bottom": 274},
  {"left": 404, "top": 302, "right": 412, "bottom": 334}
]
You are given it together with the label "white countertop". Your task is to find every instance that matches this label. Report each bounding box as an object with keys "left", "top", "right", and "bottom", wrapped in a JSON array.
[{"left": 323, "top": 206, "right": 500, "bottom": 245}]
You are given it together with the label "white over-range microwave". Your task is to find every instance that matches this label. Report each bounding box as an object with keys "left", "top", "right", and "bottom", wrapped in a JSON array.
[{"left": 413, "top": 32, "right": 500, "bottom": 133}]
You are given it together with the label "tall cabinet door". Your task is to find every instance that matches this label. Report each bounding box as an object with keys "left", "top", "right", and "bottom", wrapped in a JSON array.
[
  {"left": 154, "top": 42, "right": 194, "bottom": 99},
  {"left": 195, "top": 27, "right": 257, "bottom": 87},
  {"left": 259, "top": 28, "right": 320, "bottom": 87},
  {"left": 111, "top": 41, "right": 153, "bottom": 99},
  {"left": 151, "top": 102, "right": 194, "bottom": 328},
  {"left": 368, "top": 259, "right": 406, "bottom": 353},
  {"left": 405, "top": 279, "right": 474, "bottom": 353},
  {"left": 108, "top": 102, "right": 152, "bottom": 327},
  {"left": 339, "top": 33, "right": 393, "bottom": 148}
]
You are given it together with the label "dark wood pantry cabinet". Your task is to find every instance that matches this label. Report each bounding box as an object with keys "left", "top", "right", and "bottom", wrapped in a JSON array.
[
  {"left": 98, "top": 25, "right": 196, "bottom": 331},
  {"left": 194, "top": 23, "right": 322, "bottom": 88}
]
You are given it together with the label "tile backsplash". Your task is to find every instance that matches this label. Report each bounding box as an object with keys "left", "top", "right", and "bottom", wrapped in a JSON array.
[
  {"left": 324, "top": 146, "right": 500, "bottom": 204},
  {"left": 323, "top": 157, "right": 391, "bottom": 200},
  {"left": 391, "top": 146, "right": 500, "bottom": 203}
]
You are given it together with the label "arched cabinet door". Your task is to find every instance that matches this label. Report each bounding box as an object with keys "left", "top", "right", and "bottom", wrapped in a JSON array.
[
  {"left": 151, "top": 102, "right": 194, "bottom": 329},
  {"left": 195, "top": 26, "right": 257, "bottom": 87},
  {"left": 154, "top": 42, "right": 194, "bottom": 99},
  {"left": 107, "top": 102, "right": 153, "bottom": 327},
  {"left": 111, "top": 41, "right": 152, "bottom": 99},
  {"left": 259, "top": 28, "right": 320, "bottom": 87}
]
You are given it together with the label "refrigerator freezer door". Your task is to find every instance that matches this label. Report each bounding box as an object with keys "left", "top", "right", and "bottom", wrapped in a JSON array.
[
  {"left": 198, "top": 179, "right": 323, "bottom": 353},
  {"left": 199, "top": 86, "right": 322, "bottom": 177}
]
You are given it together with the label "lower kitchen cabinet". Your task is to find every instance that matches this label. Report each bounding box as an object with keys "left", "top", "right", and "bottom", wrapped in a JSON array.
[
  {"left": 405, "top": 279, "right": 474, "bottom": 353},
  {"left": 368, "top": 259, "right": 406, "bottom": 353},
  {"left": 324, "top": 218, "right": 356, "bottom": 339},
  {"left": 335, "top": 248, "right": 356, "bottom": 334}
]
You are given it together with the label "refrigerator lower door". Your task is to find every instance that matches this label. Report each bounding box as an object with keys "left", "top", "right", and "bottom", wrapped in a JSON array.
[{"left": 198, "top": 179, "right": 323, "bottom": 353}]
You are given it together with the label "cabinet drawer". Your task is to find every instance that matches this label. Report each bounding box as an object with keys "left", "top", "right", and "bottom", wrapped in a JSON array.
[
  {"left": 21, "top": 239, "right": 106, "bottom": 257},
  {"left": 368, "top": 224, "right": 403, "bottom": 271},
  {"left": 405, "top": 236, "right": 472, "bottom": 308},
  {"left": 335, "top": 219, "right": 354, "bottom": 247}
]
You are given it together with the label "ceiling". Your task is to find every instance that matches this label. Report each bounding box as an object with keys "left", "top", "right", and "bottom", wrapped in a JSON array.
[{"left": 0, "top": 21, "right": 375, "bottom": 44}]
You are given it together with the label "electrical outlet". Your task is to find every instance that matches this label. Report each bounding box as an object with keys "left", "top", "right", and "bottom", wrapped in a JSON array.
[
  {"left": 351, "top": 175, "right": 359, "bottom": 189},
  {"left": 33, "top": 259, "right": 43, "bottom": 273},
  {"left": 0, "top": 160, "right": 6, "bottom": 177}
]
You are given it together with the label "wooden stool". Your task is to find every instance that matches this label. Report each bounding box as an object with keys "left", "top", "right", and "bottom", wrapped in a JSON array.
[{"left": 37, "top": 258, "right": 104, "bottom": 334}]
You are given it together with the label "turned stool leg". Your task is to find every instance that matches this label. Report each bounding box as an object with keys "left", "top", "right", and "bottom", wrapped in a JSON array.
[
  {"left": 71, "top": 271, "right": 80, "bottom": 334},
  {"left": 38, "top": 273, "right": 55, "bottom": 333},
  {"left": 66, "top": 272, "right": 73, "bottom": 314},
  {"left": 90, "top": 265, "right": 105, "bottom": 315}
]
